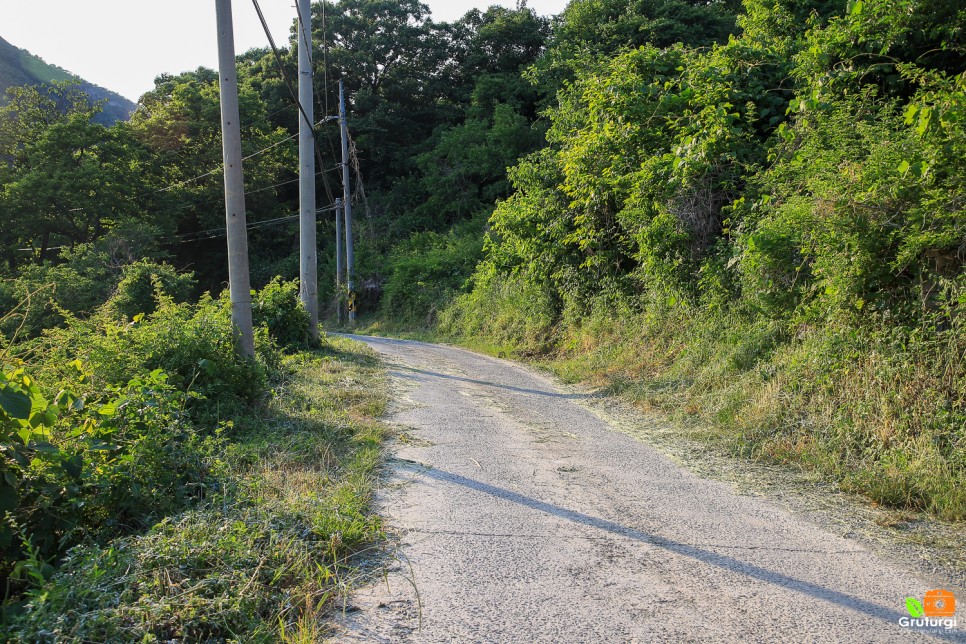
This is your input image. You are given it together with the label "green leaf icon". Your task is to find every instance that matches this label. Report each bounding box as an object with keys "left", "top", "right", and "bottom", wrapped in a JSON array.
[{"left": 906, "top": 597, "right": 925, "bottom": 618}]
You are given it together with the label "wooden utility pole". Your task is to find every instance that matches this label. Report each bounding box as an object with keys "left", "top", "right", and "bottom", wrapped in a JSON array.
[
  {"left": 339, "top": 80, "right": 356, "bottom": 323},
  {"left": 335, "top": 197, "right": 344, "bottom": 323},
  {"left": 215, "top": 0, "right": 255, "bottom": 358},
  {"left": 297, "top": 0, "right": 319, "bottom": 341}
]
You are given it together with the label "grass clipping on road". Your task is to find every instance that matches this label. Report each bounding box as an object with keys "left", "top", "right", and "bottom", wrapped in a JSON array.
[{"left": 6, "top": 337, "right": 387, "bottom": 643}]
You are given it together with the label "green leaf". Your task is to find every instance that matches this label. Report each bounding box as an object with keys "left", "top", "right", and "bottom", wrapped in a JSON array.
[
  {"left": 0, "top": 480, "right": 18, "bottom": 513},
  {"left": 916, "top": 108, "right": 932, "bottom": 135},
  {"left": 29, "top": 407, "right": 57, "bottom": 429},
  {"left": 904, "top": 104, "right": 918, "bottom": 125},
  {"left": 198, "top": 359, "right": 218, "bottom": 376},
  {"left": 31, "top": 442, "right": 59, "bottom": 454},
  {"left": 97, "top": 403, "right": 117, "bottom": 417},
  {"left": 906, "top": 598, "right": 925, "bottom": 618},
  {"left": 61, "top": 454, "right": 84, "bottom": 480},
  {"left": 88, "top": 439, "right": 115, "bottom": 452},
  {"left": 897, "top": 160, "right": 910, "bottom": 174},
  {"left": 0, "top": 388, "right": 32, "bottom": 420}
]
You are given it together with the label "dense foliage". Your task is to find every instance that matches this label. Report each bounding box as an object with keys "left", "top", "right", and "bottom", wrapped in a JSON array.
[
  {"left": 444, "top": 0, "right": 966, "bottom": 518},
  {"left": 1, "top": 5, "right": 963, "bottom": 631},
  {"left": 0, "top": 277, "right": 310, "bottom": 586}
]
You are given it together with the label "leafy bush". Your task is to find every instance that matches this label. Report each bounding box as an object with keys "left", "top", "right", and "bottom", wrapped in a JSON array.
[
  {"left": 0, "top": 360, "right": 226, "bottom": 593},
  {"left": 104, "top": 260, "right": 196, "bottom": 320},
  {"left": 34, "top": 294, "right": 267, "bottom": 415},
  {"left": 252, "top": 277, "right": 312, "bottom": 349},
  {"left": 380, "top": 221, "right": 485, "bottom": 327},
  {"left": 0, "top": 247, "right": 181, "bottom": 342},
  {"left": 0, "top": 270, "right": 331, "bottom": 592},
  {"left": 0, "top": 255, "right": 112, "bottom": 341},
  {"left": 439, "top": 262, "right": 558, "bottom": 355}
]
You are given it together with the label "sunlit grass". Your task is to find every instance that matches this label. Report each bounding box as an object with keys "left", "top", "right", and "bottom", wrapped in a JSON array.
[{"left": 5, "top": 337, "right": 388, "bottom": 642}]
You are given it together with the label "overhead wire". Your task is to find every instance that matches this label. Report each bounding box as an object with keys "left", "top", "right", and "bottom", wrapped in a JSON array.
[
  {"left": 171, "top": 203, "right": 341, "bottom": 245},
  {"left": 152, "top": 113, "right": 345, "bottom": 196},
  {"left": 246, "top": 165, "right": 342, "bottom": 196},
  {"left": 155, "top": 128, "right": 303, "bottom": 194},
  {"left": 251, "top": 0, "right": 336, "bottom": 204}
]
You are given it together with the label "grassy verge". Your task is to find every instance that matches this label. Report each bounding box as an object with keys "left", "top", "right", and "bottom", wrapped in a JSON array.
[
  {"left": 541, "top": 305, "right": 965, "bottom": 521},
  {"left": 351, "top": 288, "right": 965, "bottom": 523},
  {"left": 4, "top": 337, "right": 387, "bottom": 642}
]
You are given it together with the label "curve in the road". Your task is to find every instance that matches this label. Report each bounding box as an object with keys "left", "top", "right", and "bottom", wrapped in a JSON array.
[{"left": 333, "top": 335, "right": 963, "bottom": 644}]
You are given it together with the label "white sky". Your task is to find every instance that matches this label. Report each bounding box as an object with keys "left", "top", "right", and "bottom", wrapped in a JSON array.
[{"left": 0, "top": 0, "right": 568, "bottom": 102}]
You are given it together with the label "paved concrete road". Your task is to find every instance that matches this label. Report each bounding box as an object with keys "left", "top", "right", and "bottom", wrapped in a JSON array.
[{"left": 333, "top": 336, "right": 963, "bottom": 643}]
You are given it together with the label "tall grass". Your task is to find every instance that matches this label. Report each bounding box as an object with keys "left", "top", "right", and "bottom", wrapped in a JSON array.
[{"left": 440, "top": 277, "right": 966, "bottom": 521}]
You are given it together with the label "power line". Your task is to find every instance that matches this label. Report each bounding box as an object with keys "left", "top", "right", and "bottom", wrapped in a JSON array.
[
  {"left": 172, "top": 204, "right": 340, "bottom": 244},
  {"left": 241, "top": 131, "right": 297, "bottom": 161},
  {"left": 154, "top": 125, "right": 321, "bottom": 194},
  {"left": 16, "top": 199, "right": 350, "bottom": 252},
  {"left": 245, "top": 166, "right": 340, "bottom": 196},
  {"left": 251, "top": 0, "right": 336, "bottom": 204}
]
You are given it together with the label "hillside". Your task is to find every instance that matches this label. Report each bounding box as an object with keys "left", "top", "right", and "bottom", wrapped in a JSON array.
[{"left": 0, "top": 35, "right": 135, "bottom": 124}]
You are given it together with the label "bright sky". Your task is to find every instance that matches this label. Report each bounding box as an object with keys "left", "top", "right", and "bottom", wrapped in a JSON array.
[{"left": 0, "top": 0, "right": 568, "bottom": 102}]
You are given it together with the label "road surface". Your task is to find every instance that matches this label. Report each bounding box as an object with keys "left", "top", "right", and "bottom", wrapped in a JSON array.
[{"left": 333, "top": 335, "right": 963, "bottom": 643}]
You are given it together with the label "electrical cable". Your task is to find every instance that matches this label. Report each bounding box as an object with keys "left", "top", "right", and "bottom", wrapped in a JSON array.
[
  {"left": 153, "top": 120, "right": 335, "bottom": 195},
  {"left": 155, "top": 129, "right": 301, "bottom": 194},
  {"left": 172, "top": 203, "right": 340, "bottom": 244},
  {"left": 251, "top": 0, "right": 336, "bottom": 204},
  {"left": 245, "top": 166, "right": 340, "bottom": 196}
]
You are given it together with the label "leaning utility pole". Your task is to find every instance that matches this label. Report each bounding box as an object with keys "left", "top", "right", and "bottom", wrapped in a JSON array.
[
  {"left": 335, "top": 197, "right": 344, "bottom": 323},
  {"left": 339, "top": 80, "right": 356, "bottom": 322},
  {"left": 215, "top": 0, "right": 255, "bottom": 358},
  {"left": 297, "top": 0, "right": 319, "bottom": 341}
]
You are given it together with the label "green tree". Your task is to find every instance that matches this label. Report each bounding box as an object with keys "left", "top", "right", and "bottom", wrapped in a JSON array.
[{"left": 129, "top": 69, "right": 298, "bottom": 291}]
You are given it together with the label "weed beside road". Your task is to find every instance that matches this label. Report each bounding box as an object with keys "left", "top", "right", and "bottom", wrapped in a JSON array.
[{"left": 4, "top": 337, "right": 387, "bottom": 642}]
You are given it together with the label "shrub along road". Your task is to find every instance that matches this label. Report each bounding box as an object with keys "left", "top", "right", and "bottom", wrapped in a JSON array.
[{"left": 335, "top": 335, "right": 963, "bottom": 642}]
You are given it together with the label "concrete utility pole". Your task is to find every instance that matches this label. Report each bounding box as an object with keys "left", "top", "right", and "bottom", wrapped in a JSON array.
[
  {"left": 215, "top": 0, "right": 255, "bottom": 358},
  {"left": 339, "top": 80, "right": 356, "bottom": 322},
  {"left": 297, "top": 0, "right": 319, "bottom": 341},
  {"left": 335, "top": 197, "right": 344, "bottom": 323}
]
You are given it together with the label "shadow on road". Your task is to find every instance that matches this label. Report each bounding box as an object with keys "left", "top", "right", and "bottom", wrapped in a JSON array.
[
  {"left": 390, "top": 365, "right": 594, "bottom": 401},
  {"left": 340, "top": 334, "right": 593, "bottom": 400},
  {"left": 417, "top": 467, "right": 956, "bottom": 640}
]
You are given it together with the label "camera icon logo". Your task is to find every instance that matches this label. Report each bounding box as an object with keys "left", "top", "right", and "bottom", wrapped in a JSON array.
[{"left": 924, "top": 590, "right": 956, "bottom": 618}]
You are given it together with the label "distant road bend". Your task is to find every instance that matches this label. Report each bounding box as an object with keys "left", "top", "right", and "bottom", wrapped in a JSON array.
[{"left": 334, "top": 335, "right": 963, "bottom": 643}]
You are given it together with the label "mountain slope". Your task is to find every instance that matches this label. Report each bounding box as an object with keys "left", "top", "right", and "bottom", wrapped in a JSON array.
[{"left": 0, "top": 35, "right": 136, "bottom": 124}]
